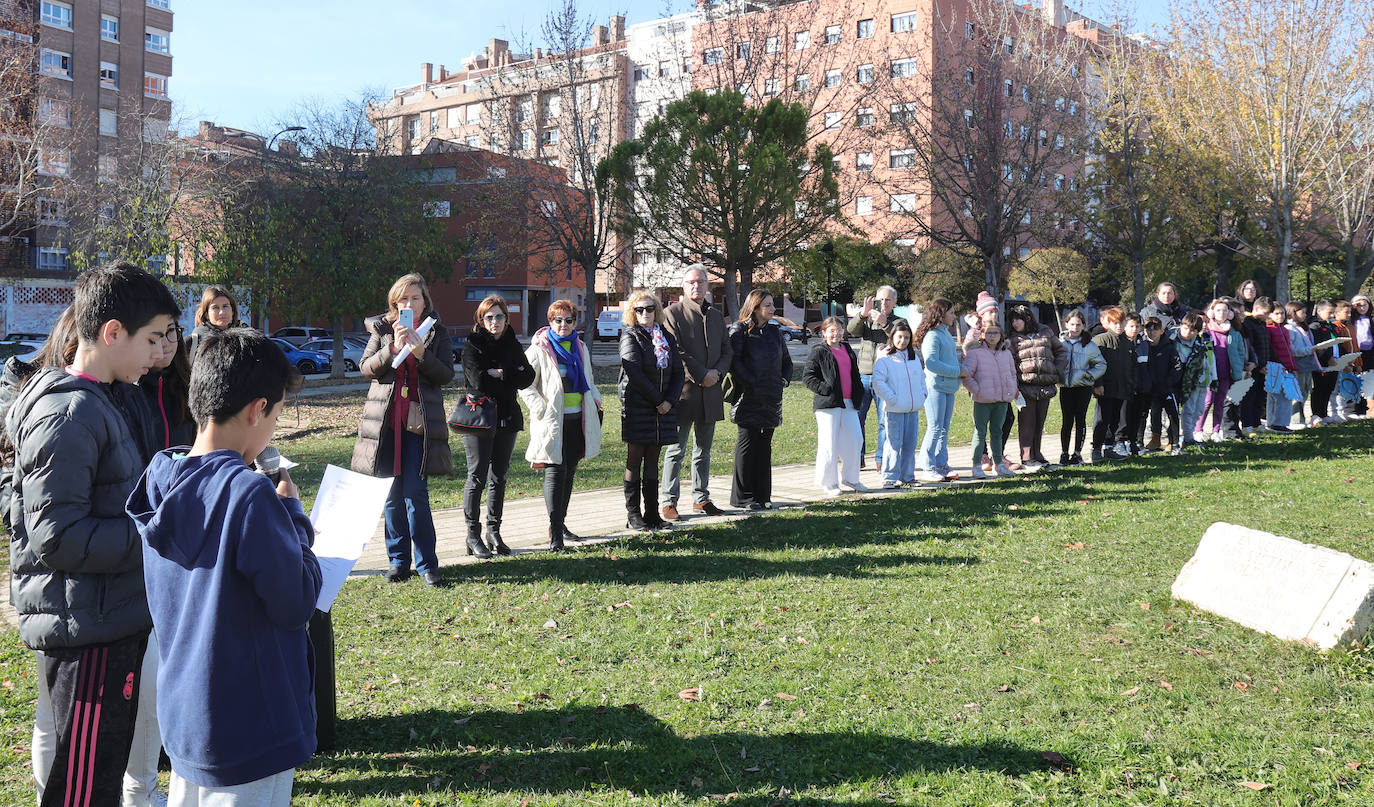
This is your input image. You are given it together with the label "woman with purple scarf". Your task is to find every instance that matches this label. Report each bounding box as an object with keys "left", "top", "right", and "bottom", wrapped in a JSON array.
[{"left": 617, "top": 289, "right": 685, "bottom": 531}]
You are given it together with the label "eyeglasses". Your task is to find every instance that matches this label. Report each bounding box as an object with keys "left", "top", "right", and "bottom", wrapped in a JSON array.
[
  {"left": 161, "top": 326, "right": 182, "bottom": 344},
  {"left": 483, "top": 314, "right": 507, "bottom": 322},
  {"left": 633, "top": 306, "right": 656, "bottom": 314},
  {"left": 551, "top": 317, "right": 577, "bottom": 325}
]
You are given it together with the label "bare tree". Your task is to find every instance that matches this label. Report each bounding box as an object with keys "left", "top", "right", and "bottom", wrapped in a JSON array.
[
  {"left": 1315, "top": 96, "right": 1374, "bottom": 299},
  {"left": 873, "top": 0, "right": 1093, "bottom": 299},
  {"left": 1163, "top": 0, "right": 1374, "bottom": 302}
]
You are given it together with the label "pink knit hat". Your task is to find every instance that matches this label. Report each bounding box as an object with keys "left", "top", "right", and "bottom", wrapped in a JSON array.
[{"left": 975, "top": 291, "right": 998, "bottom": 316}]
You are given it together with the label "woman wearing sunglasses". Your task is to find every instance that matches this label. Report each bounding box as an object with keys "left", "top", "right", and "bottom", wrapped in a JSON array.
[
  {"left": 459, "top": 295, "right": 535, "bottom": 557},
  {"left": 520, "top": 300, "right": 602, "bottom": 550},
  {"left": 617, "top": 290, "right": 684, "bottom": 531}
]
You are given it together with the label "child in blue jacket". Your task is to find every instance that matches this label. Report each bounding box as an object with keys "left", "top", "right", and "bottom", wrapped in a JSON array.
[{"left": 127, "top": 329, "right": 319, "bottom": 805}]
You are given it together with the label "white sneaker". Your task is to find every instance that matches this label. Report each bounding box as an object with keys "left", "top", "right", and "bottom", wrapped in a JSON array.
[
  {"left": 881, "top": 480, "right": 901, "bottom": 489},
  {"left": 1022, "top": 461, "right": 1044, "bottom": 472},
  {"left": 994, "top": 463, "right": 1013, "bottom": 476},
  {"left": 842, "top": 481, "right": 870, "bottom": 493},
  {"left": 1193, "top": 430, "right": 1208, "bottom": 442},
  {"left": 972, "top": 467, "right": 987, "bottom": 479},
  {"left": 1211, "top": 431, "right": 1227, "bottom": 443},
  {"left": 821, "top": 487, "right": 842, "bottom": 497},
  {"left": 917, "top": 471, "right": 945, "bottom": 484}
]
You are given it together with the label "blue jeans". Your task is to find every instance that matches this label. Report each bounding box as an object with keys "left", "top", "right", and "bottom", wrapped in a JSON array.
[
  {"left": 880, "top": 410, "right": 919, "bottom": 484},
  {"left": 857, "top": 374, "right": 886, "bottom": 464},
  {"left": 920, "top": 390, "right": 955, "bottom": 472},
  {"left": 383, "top": 429, "right": 439, "bottom": 574},
  {"left": 661, "top": 418, "right": 716, "bottom": 507}
]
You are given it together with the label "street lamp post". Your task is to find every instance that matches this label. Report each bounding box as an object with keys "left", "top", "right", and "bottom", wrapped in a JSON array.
[
  {"left": 229, "top": 126, "right": 305, "bottom": 330},
  {"left": 820, "top": 240, "right": 836, "bottom": 319}
]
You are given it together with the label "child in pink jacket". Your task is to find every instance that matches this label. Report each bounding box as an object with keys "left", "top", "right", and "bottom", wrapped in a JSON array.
[{"left": 963, "top": 324, "right": 1019, "bottom": 478}]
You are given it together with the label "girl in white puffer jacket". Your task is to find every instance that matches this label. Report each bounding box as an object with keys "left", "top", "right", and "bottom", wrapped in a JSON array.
[{"left": 872, "top": 321, "right": 928, "bottom": 488}]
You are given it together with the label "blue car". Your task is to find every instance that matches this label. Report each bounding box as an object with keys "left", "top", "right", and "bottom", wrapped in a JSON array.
[{"left": 271, "top": 338, "right": 331, "bottom": 375}]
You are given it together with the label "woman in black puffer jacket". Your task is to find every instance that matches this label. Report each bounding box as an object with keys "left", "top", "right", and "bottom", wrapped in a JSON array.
[
  {"left": 460, "top": 295, "right": 536, "bottom": 557},
  {"left": 619, "top": 290, "right": 685, "bottom": 532},
  {"left": 727, "top": 289, "right": 793, "bottom": 509}
]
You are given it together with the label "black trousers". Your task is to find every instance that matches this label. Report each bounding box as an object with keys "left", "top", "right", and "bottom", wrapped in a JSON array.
[
  {"left": 1121, "top": 391, "right": 1152, "bottom": 446},
  {"left": 462, "top": 429, "right": 518, "bottom": 531},
  {"left": 624, "top": 443, "right": 662, "bottom": 517},
  {"left": 543, "top": 415, "right": 585, "bottom": 535},
  {"left": 1092, "top": 395, "right": 1124, "bottom": 450},
  {"left": 1143, "top": 393, "right": 1181, "bottom": 446},
  {"left": 1312, "top": 370, "right": 1336, "bottom": 418},
  {"left": 38, "top": 632, "right": 147, "bottom": 807},
  {"left": 1240, "top": 369, "right": 1266, "bottom": 427},
  {"left": 1017, "top": 396, "right": 1050, "bottom": 463},
  {"left": 1059, "top": 386, "right": 1093, "bottom": 455},
  {"left": 731, "top": 426, "right": 775, "bottom": 507}
]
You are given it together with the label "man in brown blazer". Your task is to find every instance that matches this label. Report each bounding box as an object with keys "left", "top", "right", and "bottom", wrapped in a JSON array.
[{"left": 660, "top": 264, "right": 734, "bottom": 519}]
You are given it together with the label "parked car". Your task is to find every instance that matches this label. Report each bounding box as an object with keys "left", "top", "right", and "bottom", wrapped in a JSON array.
[
  {"left": 300, "top": 337, "right": 366, "bottom": 372},
  {"left": 770, "top": 318, "right": 810, "bottom": 342},
  {"left": 596, "top": 309, "right": 624, "bottom": 341},
  {"left": 271, "top": 326, "right": 332, "bottom": 347},
  {"left": 270, "top": 338, "right": 331, "bottom": 374},
  {"left": 1, "top": 332, "right": 46, "bottom": 360}
]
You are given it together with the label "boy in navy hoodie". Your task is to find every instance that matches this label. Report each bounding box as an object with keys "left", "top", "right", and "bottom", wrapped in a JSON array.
[{"left": 126, "top": 328, "right": 318, "bottom": 805}]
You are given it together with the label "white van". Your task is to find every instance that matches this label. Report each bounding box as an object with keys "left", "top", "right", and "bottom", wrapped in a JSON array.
[{"left": 595, "top": 309, "right": 624, "bottom": 341}]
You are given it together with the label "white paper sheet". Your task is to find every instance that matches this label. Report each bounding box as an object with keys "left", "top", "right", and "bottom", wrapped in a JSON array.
[
  {"left": 1224, "top": 376, "right": 1253, "bottom": 405},
  {"left": 309, "top": 464, "right": 393, "bottom": 611}
]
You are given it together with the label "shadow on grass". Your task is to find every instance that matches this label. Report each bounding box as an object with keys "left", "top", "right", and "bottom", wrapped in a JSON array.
[
  {"left": 448, "top": 424, "right": 1374, "bottom": 587},
  {"left": 303, "top": 705, "right": 1058, "bottom": 802}
]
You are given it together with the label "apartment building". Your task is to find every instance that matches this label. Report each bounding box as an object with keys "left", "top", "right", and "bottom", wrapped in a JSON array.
[{"left": 0, "top": 0, "right": 172, "bottom": 335}]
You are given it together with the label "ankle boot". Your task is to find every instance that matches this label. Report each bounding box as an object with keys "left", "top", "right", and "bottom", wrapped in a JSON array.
[
  {"left": 485, "top": 526, "right": 510, "bottom": 556},
  {"left": 465, "top": 526, "right": 493, "bottom": 559},
  {"left": 625, "top": 478, "right": 650, "bottom": 531},
  {"left": 641, "top": 477, "right": 668, "bottom": 529},
  {"left": 549, "top": 528, "right": 565, "bottom": 551}
]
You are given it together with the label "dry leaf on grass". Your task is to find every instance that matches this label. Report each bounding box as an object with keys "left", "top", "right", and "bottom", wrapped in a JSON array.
[
  {"left": 679, "top": 687, "right": 701, "bottom": 701},
  {"left": 1234, "top": 681, "right": 1250, "bottom": 692},
  {"left": 1347, "top": 762, "right": 1363, "bottom": 771},
  {"left": 774, "top": 692, "right": 798, "bottom": 701},
  {"left": 1065, "top": 542, "right": 1086, "bottom": 550},
  {"left": 1159, "top": 680, "right": 1174, "bottom": 691},
  {"left": 1121, "top": 686, "right": 1141, "bottom": 696},
  {"left": 1237, "top": 781, "right": 1271, "bottom": 791}
]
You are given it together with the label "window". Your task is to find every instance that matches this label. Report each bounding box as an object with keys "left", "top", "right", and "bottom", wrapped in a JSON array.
[
  {"left": 406, "top": 117, "right": 420, "bottom": 141},
  {"left": 659, "top": 60, "right": 673, "bottom": 77},
  {"left": 1001, "top": 163, "right": 1012, "bottom": 179},
  {"left": 856, "top": 107, "right": 874, "bottom": 127},
  {"left": 856, "top": 151, "right": 873, "bottom": 171},
  {"left": 37, "top": 197, "right": 66, "bottom": 225},
  {"left": 890, "top": 193, "right": 916, "bottom": 213},
  {"left": 37, "top": 147, "right": 70, "bottom": 177},
  {"left": 142, "top": 118, "right": 167, "bottom": 143},
  {"left": 965, "top": 68, "right": 975, "bottom": 85},
  {"left": 825, "top": 69, "right": 841, "bottom": 88},
  {"left": 98, "top": 155, "right": 116, "bottom": 183},
  {"left": 766, "top": 35, "right": 779, "bottom": 54},
  {"left": 890, "top": 102, "right": 916, "bottom": 123},
  {"left": 857, "top": 19, "right": 874, "bottom": 39},
  {"left": 38, "top": 98, "right": 70, "bottom": 128},
  {"left": 965, "top": 22, "right": 975, "bottom": 40},
  {"left": 543, "top": 95, "right": 561, "bottom": 118},
  {"left": 145, "top": 27, "right": 170, "bottom": 55},
  {"left": 541, "top": 128, "right": 559, "bottom": 146},
  {"left": 37, "top": 248, "right": 69, "bottom": 272},
  {"left": 633, "top": 65, "right": 649, "bottom": 81},
  {"left": 892, "top": 11, "right": 917, "bottom": 33},
  {"left": 1055, "top": 134, "right": 1065, "bottom": 149},
  {"left": 1004, "top": 79, "right": 1013, "bottom": 97},
  {"left": 467, "top": 104, "right": 481, "bottom": 124},
  {"left": 143, "top": 73, "right": 168, "bottom": 98},
  {"left": 1039, "top": 129, "right": 1049, "bottom": 146},
  {"left": 890, "top": 148, "right": 915, "bottom": 169},
  {"left": 856, "top": 196, "right": 873, "bottom": 216},
  {"left": 447, "top": 107, "right": 463, "bottom": 128},
  {"left": 147, "top": 0, "right": 171, "bottom": 9},
  {"left": 825, "top": 25, "right": 840, "bottom": 45},
  {"left": 1004, "top": 121, "right": 1014, "bottom": 138},
  {"left": 704, "top": 47, "right": 723, "bottom": 65},
  {"left": 100, "top": 62, "right": 119, "bottom": 90},
  {"left": 738, "top": 82, "right": 752, "bottom": 99},
  {"left": 589, "top": 120, "right": 599, "bottom": 145},
  {"left": 736, "top": 41, "right": 751, "bottom": 61},
  {"left": 41, "top": 1, "right": 72, "bottom": 28},
  {"left": 964, "top": 109, "right": 974, "bottom": 128},
  {"left": 99, "top": 108, "right": 116, "bottom": 136},
  {"left": 794, "top": 31, "right": 810, "bottom": 50},
  {"left": 519, "top": 130, "right": 532, "bottom": 150},
  {"left": 515, "top": 99, "right": 532, "bottom": 123},
  {"left": 1069, "top": 100, "right": 1079, "bottom": 116},
  {"left": 1053, "top": 173, "right": 1065, "bottom": 190},
  {"left": 1054, "top": 96, "right": 1065, "bottom": 111},
  {"left": 890, "top": 57, "right": 917, "bottom": 79},
  {"left": 423, "top": 200, "right": 450, "bottom": 218},
  {"left": 764, "top": 77, "right": 780, "bottom": 97},
  {"left": 429, "top": 111, "right": 439, "bottom": 133},
  {"left": 464, "top": 135, "right": 480, "bottom": 148},
  {"left": 1003, "top": 36, "right": 1013, "bottom": 55},
  {"left": 1022, "top": 86, "right": 1031, "bottom": 102},
  {"left": 857, "top": 63, "right": 874, "bottom": 84},
  {"left": 824, "top": 112, "right": 842, "bottom": 130},
  {"left": 39, "top": 49, "right": 71, "bottom": 79},
  {"left": 795, "top": 73, "right": 810, "bottom": 91},
  {"left": 1019, "top": 124, "right": 1030, "bottom": 140}
]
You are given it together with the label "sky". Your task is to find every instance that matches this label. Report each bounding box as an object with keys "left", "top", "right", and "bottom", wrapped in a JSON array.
[{"left": 171, "top": 0, "right": 1172, "bottom": 136}]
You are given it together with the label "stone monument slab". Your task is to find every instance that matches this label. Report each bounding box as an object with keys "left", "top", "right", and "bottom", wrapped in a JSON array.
[{"left": 1171, "top": 522, "right": 1374, "bottom": 649}]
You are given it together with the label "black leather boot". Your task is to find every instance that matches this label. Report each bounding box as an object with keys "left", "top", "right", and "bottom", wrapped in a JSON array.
[
  {"left": 641, "top": 477, "right": 669, "bottom": 530},
  {"left": 625, "top": 478, "right": 649, "bottom": 531},
  {"left": 465, "top": 526, "right": 492, "bottom": 559},
  {"left": 549, "top": 528, "right": 565, "bottom": 551},
  {"left": 485, "top": 526, "right": 511, "bottom": 556}
]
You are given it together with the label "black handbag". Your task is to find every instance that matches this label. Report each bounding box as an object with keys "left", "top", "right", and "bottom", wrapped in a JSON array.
[{"left": 447, "top": 392, "right": 497, "bottom": 433}]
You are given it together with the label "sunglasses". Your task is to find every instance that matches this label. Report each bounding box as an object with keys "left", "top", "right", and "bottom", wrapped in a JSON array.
[
  {"left": 483, "top": 313, "right": 507, "bottom": 322},
  {"left": 633, "top": 306, "right": 656, "bottom": 314},
  {"left": 551, "top": 317, "right": 577, "bottom": 325}
]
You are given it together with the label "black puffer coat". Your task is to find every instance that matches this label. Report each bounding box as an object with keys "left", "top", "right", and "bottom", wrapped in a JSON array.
[
  {"left": 727, "top": 321, "right": 792, "bottom": 430},
  {"left": 803, "top": 342, "right": 864, "bottom": 410},
  {"left": 351, "top": 311, "right": 455, "bottom": 477},
  {"left": 461, "top": 326, "right": 536, "bottom": 431},
  {"left": 619, "top": 324, "right": 685, "bottom": 446}
]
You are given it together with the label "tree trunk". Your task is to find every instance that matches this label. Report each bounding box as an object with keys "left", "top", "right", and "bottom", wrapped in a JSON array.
[
  {"left": 1274, "top": 205, "right": 1294, "bottom": 303},
  {"left": 1342, "top": 243, "right": 1374, "bottom": 301},
  {"left": 722, "top": 269, "right": 740, "bottom": 319},
  {"left": 330, "top": 314, "right": 347, "bottom": 379},
  {"left": 1132, "top": 255, "right": 1146, "bottom": 312},
  {"left": 1214, "top": 245, "right": 1235, "bottom": 300},
  {"left": 583, "top": 260, "right": 597, "bottom": 332},
  {"left": 734, "top": 261, "right": 753, "bottom": 318}
]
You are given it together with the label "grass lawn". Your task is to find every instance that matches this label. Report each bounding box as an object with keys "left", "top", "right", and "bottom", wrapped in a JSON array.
[
  {"left": 267, "top": 382, "right": 1018, "bottom": 510},
  {"left": 3, "top": 424, "right": 1374, "bottom": 804}
]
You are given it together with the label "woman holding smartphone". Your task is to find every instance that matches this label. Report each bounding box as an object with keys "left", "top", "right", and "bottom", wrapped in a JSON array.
[{"left": 352, "top": 273, "right": 454, "bottom": 586}]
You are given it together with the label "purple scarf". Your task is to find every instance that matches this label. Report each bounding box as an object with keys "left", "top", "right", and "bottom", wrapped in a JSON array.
[{"left": 650, "top": 325, "right": 670, "bottom": 368}]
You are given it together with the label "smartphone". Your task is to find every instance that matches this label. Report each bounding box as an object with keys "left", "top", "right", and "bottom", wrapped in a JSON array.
[{"left": 398, "top": 308, "right": 414, "bottom": 331}]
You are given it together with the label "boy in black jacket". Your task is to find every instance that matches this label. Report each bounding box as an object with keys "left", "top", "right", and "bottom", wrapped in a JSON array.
[{"left": 1141, "top": 318, "right": 1183, "bottom": 452}]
